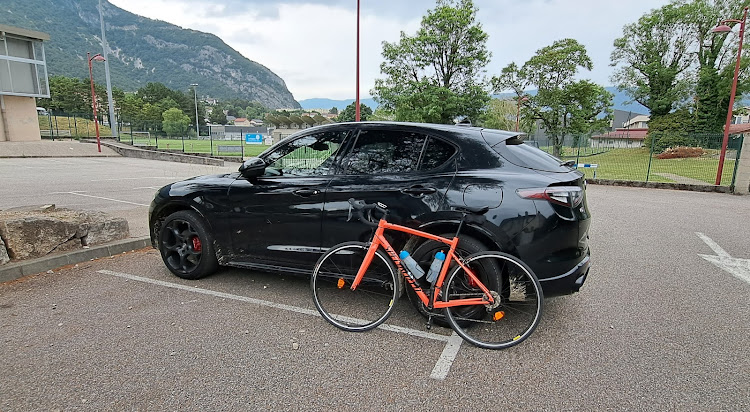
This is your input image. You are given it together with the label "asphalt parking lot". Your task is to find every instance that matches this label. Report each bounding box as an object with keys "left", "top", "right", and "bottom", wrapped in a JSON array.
[{"left": 1, "top": 157, "right": 749, "bottom": 410}]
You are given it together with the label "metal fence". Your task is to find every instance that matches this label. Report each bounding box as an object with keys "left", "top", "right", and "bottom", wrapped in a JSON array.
[
  {"left": 38, "top": 113, "right": 744, "bottom": 188},
  {"left": 528, "top": 132, "right": 744, "bottom": 188}
]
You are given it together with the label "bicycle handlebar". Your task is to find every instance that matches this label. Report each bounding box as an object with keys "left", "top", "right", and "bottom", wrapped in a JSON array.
[{"left": 348, "top": 198, "right": 388, "bottom": 227}]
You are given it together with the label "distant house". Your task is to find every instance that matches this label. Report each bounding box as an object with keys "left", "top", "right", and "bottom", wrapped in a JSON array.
[
  {"left": 623, "top": 115, "right": 650, "bottom": 129},
  {"left": 590, "top": 128, "right": 648, "bottom": 148},
  {"left": 234, "top": 117, "right": 251, "bottom": 126},
  {"left": 0, "top": 24, "right": 50, "bottom": 142}
]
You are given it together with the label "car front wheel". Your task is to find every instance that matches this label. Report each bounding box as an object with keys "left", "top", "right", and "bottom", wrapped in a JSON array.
[{"left": 158, "top": 210, "right": 218, "bottom": 279}]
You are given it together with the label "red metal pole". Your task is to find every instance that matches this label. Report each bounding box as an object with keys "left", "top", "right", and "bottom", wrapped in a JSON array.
[
  {"left": 355, "top": 0, "right": 361, "bottom": 122},
  {"left": 88, "top": 53, "right": 102, "bottom": 153},
  {"left": 716, "top": 7, "right": 748, "bottom": 185}
]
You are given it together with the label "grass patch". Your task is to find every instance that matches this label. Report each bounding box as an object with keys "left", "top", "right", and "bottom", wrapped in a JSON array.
[
  {"left": 565, "top": 148, "right": 736, "bottom": 186},
  {"left": 38, "top": 115, "right": 112, "bottom": 138}
]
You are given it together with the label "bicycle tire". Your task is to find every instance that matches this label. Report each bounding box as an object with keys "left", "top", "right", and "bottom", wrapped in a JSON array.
[
  {"left": 311, "top": 241, "right": 399, "bottom": 332},
  {"left": 443, "top": 251, "right": 543, "bottom": 350}
]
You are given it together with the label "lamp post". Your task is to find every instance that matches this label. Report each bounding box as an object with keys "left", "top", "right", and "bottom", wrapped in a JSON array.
[
  {"left": 516, "top": 96, "right": 529, "bottom": 132},
  {"left": 712, "top": 6, "right": 748, "bottom": 186},
  {"left": 355, "top": 0, "right": 360, "bottom": 122},
  {"left": 87, "top": 52, "right": 106, "bottom": 152},
  {"left": 190, "top": 84, "right": 199, "bottom": 137}
]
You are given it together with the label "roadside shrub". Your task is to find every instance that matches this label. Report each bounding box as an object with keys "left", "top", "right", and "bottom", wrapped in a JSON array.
[{"left": 657, "top": 146, "right": 705, "bottom": 159}]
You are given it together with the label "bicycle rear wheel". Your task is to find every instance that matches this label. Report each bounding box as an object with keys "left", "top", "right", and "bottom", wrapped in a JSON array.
[
  {"left": 311, "top": 241, "right": 399, "bottom": 332},
  {"left": 443, "top": 251, "right": 543, "bottom": 350}
]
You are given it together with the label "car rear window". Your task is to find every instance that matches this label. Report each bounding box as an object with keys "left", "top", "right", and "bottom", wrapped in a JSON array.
[
  {"left": 419, "top": 137, "right": 456, "bottom": 171},
  {"left": 492, "top": 137, "right": 572, "bottom": 173}
]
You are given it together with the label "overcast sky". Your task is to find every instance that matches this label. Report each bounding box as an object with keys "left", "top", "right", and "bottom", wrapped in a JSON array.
[{"left": 108, "top": 0, "right": 673, "bottom": 101}]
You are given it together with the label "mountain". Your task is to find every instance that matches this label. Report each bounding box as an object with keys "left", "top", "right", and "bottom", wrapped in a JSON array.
[
  {"left": 301, "top": 88, "right": 649, "bottom": 114},
  {"left": 299, "top": 98, "right": 379, "bottom": 111},
  {"left": 1, "top": 0, "right": 300, "bottom": 109}
]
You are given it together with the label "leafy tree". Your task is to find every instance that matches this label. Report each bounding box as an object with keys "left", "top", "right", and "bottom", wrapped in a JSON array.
[
  {"left": 494, "top": 39, "right": 613, "bottom": 157},
  {"left": 138, "top": 83, "right": 175, "bottom": 105},
  {"left": 330, "top": 107, "right": 339, "bottom": 115},
  {"left": 480, "top": 99, "right": 516, "bottom": 131},
  {"left": 120, "top": 94, "right": 145, "bottom": 123},
  {"left": 162, "top": 107, "right": 190, "bottom": 137},
  {"left": 336, "top": 103, "right": 373, "bottom": 122},
  {"left": 372, "top": 0, "right": 490, "bottom": 124},
  {"left": 209, "top": 107, "right": 228, "bottom": 125},
  {"left": 610, "top": 3, "right": 694, "bottom": 119},
  {"left": 684, "top": 0, "right": 750, "bottom": 133}
]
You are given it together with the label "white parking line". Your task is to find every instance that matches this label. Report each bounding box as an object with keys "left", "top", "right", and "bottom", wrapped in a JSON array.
[
  {"left": 97, "top": 269, "right": 462, "bottom": 379},
  {"left": 90, "top": 177, "right": 179, "bottom": 182},
  {"left": 53, "top": 192, "right": 149, "bottom": 207},
  {"left": 696, "top": 232, "right": 750, "bottom": 286}
]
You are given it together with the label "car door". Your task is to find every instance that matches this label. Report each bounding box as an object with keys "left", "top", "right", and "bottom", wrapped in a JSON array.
[
  {"left": 321, "top": 125, "right": 459, "bottom": 248},
  {"left": 227, "top": 128, "right": 351, "bottom": 270}
]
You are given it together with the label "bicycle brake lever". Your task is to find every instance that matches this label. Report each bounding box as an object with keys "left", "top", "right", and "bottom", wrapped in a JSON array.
[{"left": 346, "top": 203, "right": 353, "bottom": 222}]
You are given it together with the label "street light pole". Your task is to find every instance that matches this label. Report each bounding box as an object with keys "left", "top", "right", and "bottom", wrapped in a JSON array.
[
  {"left": 88, "top": 52, "right": 106, "bottom": 153},
  {"left": 98, "top": 0, "right": 118, "bottom": 139},
  {"left": 712, "top": 6, "right": 748, "bottom": 186},
  {"left": 191, "top": 84, "right": 199, "bottom": 137},
  {"left": 355, "top": 0, "right": 360, "bottom": 122}
]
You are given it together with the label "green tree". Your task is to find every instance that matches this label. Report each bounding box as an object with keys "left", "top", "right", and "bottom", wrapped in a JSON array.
[
  {"left": 494, "top": 39, "right": 613, "bottom": 157},
  {"left": 336, "top": 103, "right": 373, "bottom": 122},
  {"left": 120, "top": 93, "right": 145, "bottom": 123},
  {"left": 372, "top": 0, "right": 490, "bottom": 124},
  {"left": 330, "top": 107, "right": 339, "bottom": 115},
  {"left": 209, "top": 107, "right": 228, "bottom": 125},
  {"left": 610, "top": 3, "right": 694, "bottom": 119},
  {"left": 480, "top": 99, "right": 516, "bottom": 131},
  {"left": 685, "top": 0, "right": 750, "bottom": 133},
  {"left": 162, "top": 107, "right": 190, "bottom": 137}
]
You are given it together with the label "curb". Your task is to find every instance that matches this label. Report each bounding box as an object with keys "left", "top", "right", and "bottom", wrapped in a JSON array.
[
  {"left": 0, "top": 237, "right": 151, "bottom": 283},
  {"left": 587, "top": 178, "right": 734, "bottom": 194},
  {"left": 83, "top": 139, "right": 226, "bottom": 166}
]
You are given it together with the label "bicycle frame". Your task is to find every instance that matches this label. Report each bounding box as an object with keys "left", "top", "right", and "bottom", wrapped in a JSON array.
[{"left": 351, "top": 218, "right": 495, "bottom": 309}]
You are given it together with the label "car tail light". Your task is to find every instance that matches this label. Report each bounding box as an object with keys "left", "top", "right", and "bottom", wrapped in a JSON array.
[{"left": 516, "top": 186, "right": 584, "bottom": 207}]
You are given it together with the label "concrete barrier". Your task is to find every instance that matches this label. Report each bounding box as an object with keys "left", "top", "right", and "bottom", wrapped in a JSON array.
[{"left": 86, "top": 139, "right": 225, "bottom": 166}]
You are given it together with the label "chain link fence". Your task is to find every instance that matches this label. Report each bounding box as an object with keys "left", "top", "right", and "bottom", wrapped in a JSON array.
[
  {"left": 39, "top": 113, "right": 744, "bottom": 188},
  {"left": 528, "top": 132, "right": 743, "bottom": 188}
]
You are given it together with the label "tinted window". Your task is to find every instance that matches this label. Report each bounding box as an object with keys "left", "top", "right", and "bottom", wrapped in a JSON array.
[
  {"left": 494, "top": 138, "right": 570, "bottom": 173},
  {"left": 342, "top": 130, "right": 427, "bottom": 175},
  {"left": 419, "top": 137, "right": 456, "bottom": 170},
  {"left": 263, "top": 130, "right": 348, "bottom": 176}
]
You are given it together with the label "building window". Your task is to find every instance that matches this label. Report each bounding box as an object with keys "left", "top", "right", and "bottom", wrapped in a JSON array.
[{"left": 0, "top": 35, "right": 49, "bottom": 98}]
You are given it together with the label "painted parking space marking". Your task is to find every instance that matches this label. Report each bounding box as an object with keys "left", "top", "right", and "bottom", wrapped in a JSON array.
[
  {"left": 97, "top": 269, "right": 462, "bottom": 379},
  {"left": 52, "top": 191, "right": 149, "bottom": 207},
  {"left": 697, "top": 232, "right": 750, "bottom": 286},
  {"left": 90, "top": 177, "right": 180, "bottom": 182}
]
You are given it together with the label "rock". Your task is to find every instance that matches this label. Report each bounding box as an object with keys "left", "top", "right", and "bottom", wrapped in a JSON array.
[
  {"left": 0, "top": 208, "right": 129, "bottom": 261},
  {"left": 0, "top": 237, "right": 9, "bottom": 265}
]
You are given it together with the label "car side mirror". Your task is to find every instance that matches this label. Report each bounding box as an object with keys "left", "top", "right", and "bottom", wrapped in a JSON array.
[{"left": 239, "top": 157, "right": 267, "bottom": 178}]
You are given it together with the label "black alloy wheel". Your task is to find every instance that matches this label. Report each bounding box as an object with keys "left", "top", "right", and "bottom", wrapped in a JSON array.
[{"left": 159, "top": 210, "right": 218, "bottom": 280}]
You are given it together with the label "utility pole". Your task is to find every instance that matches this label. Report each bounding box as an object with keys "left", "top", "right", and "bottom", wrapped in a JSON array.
[{"left": 98, "top": 0, "right": 118, "bottom": 138}]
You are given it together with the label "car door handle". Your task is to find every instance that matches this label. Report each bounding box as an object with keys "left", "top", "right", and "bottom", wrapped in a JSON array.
[
  {"left": 293, "top": 188, "right": 320, "bottom": 197},
  {"left": 400, "top": 185, "right": 437, "bottom": 196}
]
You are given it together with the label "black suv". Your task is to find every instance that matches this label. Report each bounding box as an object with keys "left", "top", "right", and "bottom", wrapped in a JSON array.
[{"left": 149, "top": 122, "right": 590, "bottom": 299}]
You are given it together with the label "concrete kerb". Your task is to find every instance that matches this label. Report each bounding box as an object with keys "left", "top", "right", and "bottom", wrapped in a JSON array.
[
  {"left": 587, "top": 178, "right": 733, "bottom": 194},
  {"left": 82, "top": 139, "right": 225, "bottom": 166},
  {"left": 0, "top": 237, "right": 150, "bottom": 283}
]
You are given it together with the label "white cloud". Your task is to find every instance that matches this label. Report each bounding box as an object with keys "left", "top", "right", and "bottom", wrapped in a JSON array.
[{"left": 109, "top": 0, "right": 671, "bottom": 101}]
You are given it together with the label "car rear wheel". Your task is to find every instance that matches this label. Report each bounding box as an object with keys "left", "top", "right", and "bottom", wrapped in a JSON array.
[
  {"left": 406, "top": 234, "right": 490, "bottom": 326},
  {"left": 158, "top": 210, "right": 218, "bottom": 280}
]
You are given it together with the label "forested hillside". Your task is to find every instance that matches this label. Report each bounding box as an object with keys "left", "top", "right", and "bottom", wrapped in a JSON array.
[{"left": 1, "top": 0, "right": 300, "bottom": 108}]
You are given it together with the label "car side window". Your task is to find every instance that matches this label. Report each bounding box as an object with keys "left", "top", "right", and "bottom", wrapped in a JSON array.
[
  {"left": 263, "top": 130, "right": 348, "bottom": 177},
  {"left": 419, "top": 137, "right": 456, "bottom": 171},
  {"left": 342, "top": 130, "right": 427, "bottom": 175}
]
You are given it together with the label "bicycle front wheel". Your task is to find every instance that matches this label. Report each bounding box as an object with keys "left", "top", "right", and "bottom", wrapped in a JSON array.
[
  {"left": 311, "top": 242, "right": 399, "bottom": 332},
  {"left": 443, "top": 251, "right": 543, "bottom": 350}
]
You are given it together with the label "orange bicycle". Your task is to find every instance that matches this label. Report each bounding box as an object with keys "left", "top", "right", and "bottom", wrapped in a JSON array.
[{"left": 310, "top": 199, "right": 543, "bottom": 350}]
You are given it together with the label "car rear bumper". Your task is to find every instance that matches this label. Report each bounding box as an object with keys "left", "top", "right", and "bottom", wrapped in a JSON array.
[{"left": 538, "top": 253, "right": 590, "bottom": 297}]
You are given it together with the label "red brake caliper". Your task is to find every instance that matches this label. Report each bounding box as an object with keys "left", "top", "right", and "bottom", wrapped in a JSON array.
[{"left": 191, "top": 236, "right": 202, "bottom": 252}]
